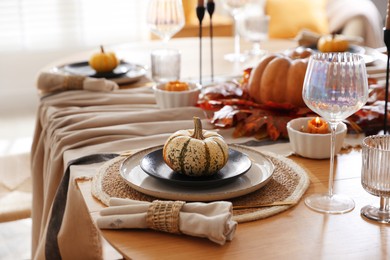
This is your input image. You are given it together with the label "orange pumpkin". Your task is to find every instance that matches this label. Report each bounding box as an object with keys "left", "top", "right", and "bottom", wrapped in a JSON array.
[
  {"left": 317, "top": 34, "right": 349, "bottom": 53},
  {"left": 247, "top": 48, "right": 312, "bottom": 107},
  {"left": 89, "top": 45, "right": 119, "bottom": 73}
]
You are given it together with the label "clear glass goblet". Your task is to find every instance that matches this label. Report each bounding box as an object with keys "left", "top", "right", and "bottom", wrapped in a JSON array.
[
  {"left": 146, "top": 0, "right": 185, "bottom": 43},
  {"left": 361, "top": 135, "right": 390, "bottom": 223},
  {"left": 302, "top": 52, "right": 369, "bottom": 214},
  {"left": 236, "top": 8, "right": 269, "bottom": 58},
  {"left": 221, "top": 0, "right": 252, "bottom": 62}
]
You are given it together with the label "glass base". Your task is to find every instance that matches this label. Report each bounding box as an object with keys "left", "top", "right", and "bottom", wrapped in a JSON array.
[
  {"left": 361, "top": 205, "right": 390, "bottom": 223},
  {"left": 224, "top": 52, "right": 248, "bottom": 63},
  {"left": 244, "top": 49, "right": 267, "bottom": 58},
  {"left": 305, "top": 193, "right": 355, "bottom": 214}
]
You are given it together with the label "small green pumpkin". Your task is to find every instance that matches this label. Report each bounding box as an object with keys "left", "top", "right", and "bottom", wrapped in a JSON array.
[{"left": 163, "top": 117, "right": 229, "bottom": 177}]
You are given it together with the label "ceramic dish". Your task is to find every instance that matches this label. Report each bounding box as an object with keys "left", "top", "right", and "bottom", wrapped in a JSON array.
[
  {"left": 287, "top": 117, "right": 347, "bottom": 159},
  {"left": 120, "top": 144, "right": 275, "bottom": 201},
  {"left": 63, "top": 61, "right": 132, "bottom": 78},
  {"left": 308, "top": 44, "right": 365, "bottom": 54},
  {"left": 140, "top": 147, "right": 252, "bottom": 188},
  {"left": 56, "top": 61, "right": 146, "bottom": 84},
  {"left": 153, "top": 82, "right": 201, "bottom": 109}
]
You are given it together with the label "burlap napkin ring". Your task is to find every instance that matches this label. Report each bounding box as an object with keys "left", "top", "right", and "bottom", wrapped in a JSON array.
[
  {"left": 146, "top": 200, "right": 185, "bottom": 234},
  {"left": 63, "top": 75, "right": 86, "bottom": 90}
]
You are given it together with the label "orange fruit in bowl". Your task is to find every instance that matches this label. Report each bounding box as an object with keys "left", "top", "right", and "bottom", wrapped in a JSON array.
[{"left": 164, "top": 81, "right": 190, "bottom": 91}]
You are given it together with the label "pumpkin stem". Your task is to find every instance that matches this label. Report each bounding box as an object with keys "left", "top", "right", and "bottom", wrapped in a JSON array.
[
  {"left": 192, "top": 117, "right": 204, "bottom": 140},
  {"left": 100, "top": 45, "right": 105, "bottom": 54}
]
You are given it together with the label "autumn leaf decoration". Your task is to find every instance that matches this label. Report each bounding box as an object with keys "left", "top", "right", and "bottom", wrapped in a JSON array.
[
  {"left": 198, "top": 72, "right": 390, "bottom": 140},
  {"left": 198, "top": 75, "right": 313, "bottom": 141}
]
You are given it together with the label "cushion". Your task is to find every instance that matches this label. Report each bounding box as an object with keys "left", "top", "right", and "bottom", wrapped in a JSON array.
[{"left": 266, "top": 0, "right": 329, "bottom": 38}]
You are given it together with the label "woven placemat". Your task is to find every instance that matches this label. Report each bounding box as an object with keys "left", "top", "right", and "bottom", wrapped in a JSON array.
[{"left": 92, "top": 148, "right": 310, "bottom": 223}]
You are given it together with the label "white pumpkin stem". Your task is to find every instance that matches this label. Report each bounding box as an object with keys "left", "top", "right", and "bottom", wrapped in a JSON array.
[
  {"left": 100, "top": 45, "right": 105, "bottom": 53},
  {"left": 192, "top": 117, "right": 204, "bottom": 140}
]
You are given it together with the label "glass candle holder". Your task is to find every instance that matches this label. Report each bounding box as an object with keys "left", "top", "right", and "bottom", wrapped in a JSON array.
[{"left": 361, "top": 135, "right": 390, "bottom": 223}]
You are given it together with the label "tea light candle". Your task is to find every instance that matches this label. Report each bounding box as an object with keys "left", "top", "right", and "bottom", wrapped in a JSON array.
[{"left": 307, "top": 117, "right": 329, "bottom": 134}]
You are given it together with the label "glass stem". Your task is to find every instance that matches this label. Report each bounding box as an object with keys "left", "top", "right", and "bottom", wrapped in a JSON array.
[
  {"left": 252, "top": 42, "right": 261, "bottom": 54},
  {"left": 233, "top": 16, "right": 240, "bottom": 57},
  {"left": 379, "top": 197, "right": 390, "bottom": 212},
  {"left": 328, "top": 122, "right": 338, "bottom": 198}
]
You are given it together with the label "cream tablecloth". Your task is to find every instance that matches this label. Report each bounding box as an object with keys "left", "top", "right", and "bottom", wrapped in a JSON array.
[{"left": 31, "top": 85, "right": 295, "bottom": 259}]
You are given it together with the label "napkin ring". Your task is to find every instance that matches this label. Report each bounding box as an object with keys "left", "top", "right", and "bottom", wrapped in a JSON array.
[
  {"left": 63, "top": 75, "right": 85, "bottom": 90},
  {"left": 146, "top": 200, "right": 185, "bottom": 234}
]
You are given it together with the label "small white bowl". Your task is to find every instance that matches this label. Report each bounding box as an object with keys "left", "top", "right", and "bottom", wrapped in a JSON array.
[
  {"left": 153, "top": 82, "right": 201, "bottom": 109},
  {"left": 287, "top": 117, "right": 347, "bottom": 159}
]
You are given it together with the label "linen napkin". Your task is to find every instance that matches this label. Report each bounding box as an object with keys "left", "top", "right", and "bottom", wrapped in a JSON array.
[
  {"left": 96, "top": 198, "right": 237, "bottom": 245},
  {"left": 295, "top": 29, "right": 364, "bottom": 47},
  {"left": 37, "top": 72, "right": 119, "bottom": 95}
]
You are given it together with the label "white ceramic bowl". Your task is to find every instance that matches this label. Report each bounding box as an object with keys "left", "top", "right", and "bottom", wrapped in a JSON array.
[
  {"left": 287, "top": 117, "right": 347, "bottom": 159},
  {"left": 153, "top": 82, "right": 201, "bottom": 109}
]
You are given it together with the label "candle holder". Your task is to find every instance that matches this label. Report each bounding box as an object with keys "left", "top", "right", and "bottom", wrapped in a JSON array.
[
  {"left": 196, "top": 3, "right": 206, "bottom": 85},
  {"left": 207, "top": 0, "right": 215, "bottom": 82},
  {"left": 287, "top": 117, "right": 347, "bottom": 160},
  {"left": 383, "top": 28, "right": 390, "bottom": 134}
]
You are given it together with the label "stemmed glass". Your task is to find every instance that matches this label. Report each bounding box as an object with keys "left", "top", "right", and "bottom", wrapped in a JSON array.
[
  {"left": 236, "top": 4, "right": 269, "bottom": 58},
  {"left": 146, "top": 0, "right": 185, "bottom": 43},
  {"left": 361, "top": 135, "right": 390, "bottom": 223},
  {"left": 302, "top": 52, "right": 369, "bottom": 214},
  {"left": 221, "top": 0, "right": 252, "bottom": 62}
]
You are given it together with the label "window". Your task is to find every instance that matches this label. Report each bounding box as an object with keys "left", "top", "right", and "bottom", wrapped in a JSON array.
[{"left": 0, "top": 0, "right": 150, "bottom": 52}]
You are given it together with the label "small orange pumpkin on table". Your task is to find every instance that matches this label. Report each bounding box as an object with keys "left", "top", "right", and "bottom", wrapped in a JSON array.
[
  {"left": 246, "top": 47, "right": 313, "bottom": 108},
  {"left": 89, "top": 45, "right": 119, "bottom": 73},
  {"left": 317, "top": 34, "right": 349, "bottom": 53}
]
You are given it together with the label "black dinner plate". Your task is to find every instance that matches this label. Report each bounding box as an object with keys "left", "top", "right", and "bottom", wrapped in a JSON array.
[
  {"left": 63, "top": 61, "right": 134, "bottom": 79},
  {"left": 140, "top": 148, "right": 252, "bottom": 188},
  {"left": 307, "top": 44, "right": 365, "bottom": 54}
]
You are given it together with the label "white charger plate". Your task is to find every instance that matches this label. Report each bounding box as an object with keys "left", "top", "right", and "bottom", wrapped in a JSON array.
[{"left": 120, "top": 144, "right": 275, "bottom": 201}]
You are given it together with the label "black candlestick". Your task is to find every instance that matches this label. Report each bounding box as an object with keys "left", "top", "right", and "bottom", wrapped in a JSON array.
[
  {"left": 384, "top": 29, "right": 390, "bottom": 134},
  {"left": 207, "top": 1, "right": 215, "bottom": 83},
  {"left": 196, "top": 6, "right": 206, "bottom": 85}
]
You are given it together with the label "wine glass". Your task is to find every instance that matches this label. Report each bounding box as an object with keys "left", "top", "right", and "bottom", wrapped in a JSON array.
[
  {"left": 146, "top": 0, "right": 185, "bottom": 43},
  {"left": 361, "top": 135, "right": 390, "bottom": 223},
  {"left": 302, "top": 52, "right": 369, "bottom": 214},
  {"left": 221, "top": 0, "right": 252, "bottom": 62},
  {"left": 236, "top": 4, "right": 269, "bottom": 58}
]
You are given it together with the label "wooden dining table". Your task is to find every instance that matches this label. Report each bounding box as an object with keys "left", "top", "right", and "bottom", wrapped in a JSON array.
[{"left": 32, "top": 37, "right": 389, "bottom": 260}]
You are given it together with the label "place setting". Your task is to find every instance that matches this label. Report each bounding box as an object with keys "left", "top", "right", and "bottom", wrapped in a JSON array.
[
  {"left": 53, "top": 45, "right": 147, "bottom": 85},
  {"left": 91, "top": 116, "right": 310, "bottom": 224},
  {"left": 36, "top": 45, "right": 149, "bottom": 96}
]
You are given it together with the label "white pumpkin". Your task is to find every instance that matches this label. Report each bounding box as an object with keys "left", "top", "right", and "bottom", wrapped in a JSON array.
[{"left": 163, "top": 117, "right": 229, "bottom": 177}]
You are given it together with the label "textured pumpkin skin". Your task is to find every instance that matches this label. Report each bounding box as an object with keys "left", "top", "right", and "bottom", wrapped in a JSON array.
[
  {"left": 247, "top": 49, "right": 311, "bottom": 107},
  {"left": 163, "top": 122, "right": 229, "bottom": 177},
  {"left": 89, "top": 46, "right": 119, "bottom": 73}
]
